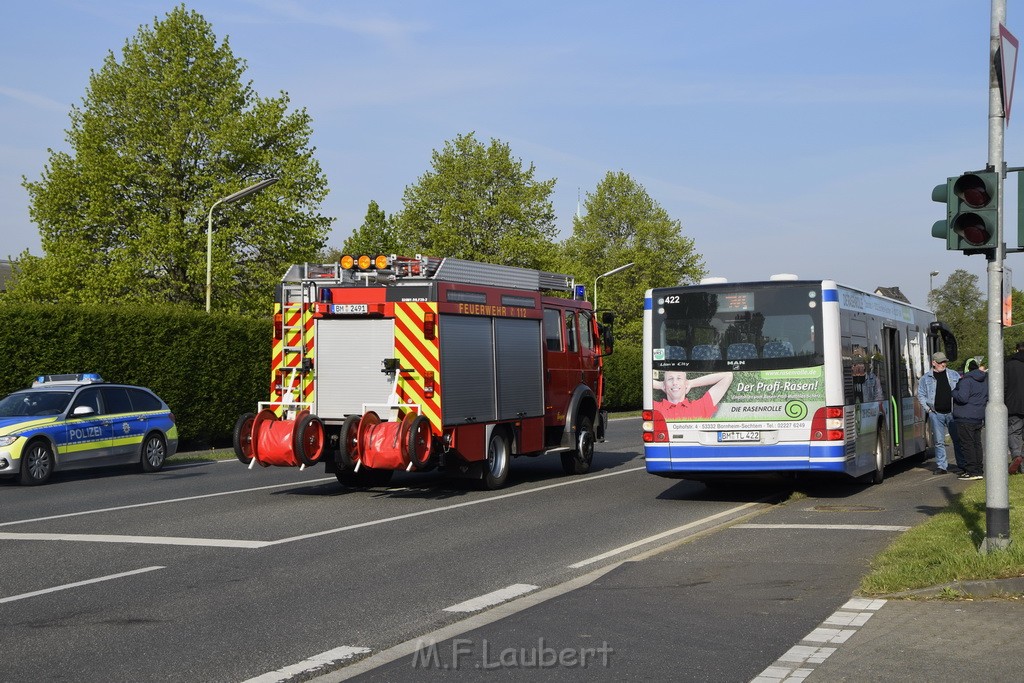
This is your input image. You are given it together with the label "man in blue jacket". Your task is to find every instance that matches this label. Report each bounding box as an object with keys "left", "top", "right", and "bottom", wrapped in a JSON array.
[
  {"left": 916, "top": 351, "right": 961, "bottom": 475},
  {"left": 953, "top": 358, "right": 988, "bottom": 480}
]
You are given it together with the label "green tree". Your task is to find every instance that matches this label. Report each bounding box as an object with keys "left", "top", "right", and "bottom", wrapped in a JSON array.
[
  {"left": 341, "top": 200, "right": 402, "bottom": 257},
  {"left": 393, "top": 132, "right": 558, "bottom": 269},
  {"left": 561, "top": 171, "right": 706, "bottom": 344},
  {"left": 930, "top": 269, "right": 986, "bottom": 362},
  {"left": 8, "top": 5, "right": 330, "bottom": 314}
]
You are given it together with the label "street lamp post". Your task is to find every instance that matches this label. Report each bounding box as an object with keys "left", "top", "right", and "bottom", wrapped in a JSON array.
[
  {"left": 929, "top": 270, "right": 939, "bottom": 293},
  {"left": 206, "top": 177, "right": 280, "bottom": 313},
  {"left": 594, "top": 262, "right": 635, "bottom": 312}
]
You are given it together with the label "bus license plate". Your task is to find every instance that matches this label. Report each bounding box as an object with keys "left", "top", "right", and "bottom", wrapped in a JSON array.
[
  {"left": 718, "top": 431, "right": 759, "bottom": 442},
  {"left": 331, "top": 304, "right": 368, "bottom": 314}
]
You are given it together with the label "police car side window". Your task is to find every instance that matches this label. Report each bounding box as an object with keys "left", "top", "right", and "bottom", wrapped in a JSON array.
[
  {"left": 128, "top": 388, "right": 162, "bottom": 412},
  {"left": 101, "top": 387, "right": 133, "bottom": 415},
  {"left": 71, "top": 388, "right": 102, "bottom": 415}
]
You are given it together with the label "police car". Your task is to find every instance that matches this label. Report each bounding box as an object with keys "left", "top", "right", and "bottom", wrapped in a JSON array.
[{"left": 0, "top": 373, "right": 178, "bottom": 485}]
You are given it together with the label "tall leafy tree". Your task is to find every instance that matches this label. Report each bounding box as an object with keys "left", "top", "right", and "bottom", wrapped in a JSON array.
[
  {"left": 561, "top": 171, "right": 706, "bottom": 343},
  {"left": 930, "top": 269, "right": 986, "bottom": 362},
  {"left": 9, "top": 5, "right": 330, "bottom": 314},
  {"left": 341, "top": 200, "right": 402, "bottom": 257},
  {"left": 393, "top": 133, "right": 558, "bottom": 269}
]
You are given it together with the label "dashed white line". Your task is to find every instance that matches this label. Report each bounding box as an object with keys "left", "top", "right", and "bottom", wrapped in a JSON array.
[
  {"left": 0, "top": 566, "right": 164, "bottom": 604},
  {"left": 750, "top": 598, "right": 887, "bottom": 682},
  {"left": 443, "top": 584, "right": 539, "bottom": 612},
  {"left": 240, "top": 646, "right": 371, "bottom": 683}
]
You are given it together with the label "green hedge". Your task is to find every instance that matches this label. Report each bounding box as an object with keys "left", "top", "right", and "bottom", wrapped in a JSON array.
[
  {"left": 0, "top": 303, "right": 270, "bottom": 448},
  {"left": 601, "top": 338, "right": 642, "bottom": 411}
]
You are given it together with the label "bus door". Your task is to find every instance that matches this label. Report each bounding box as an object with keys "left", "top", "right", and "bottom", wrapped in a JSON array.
[{"left": 881, "top": 327, "right": 904, "bottom": 458}]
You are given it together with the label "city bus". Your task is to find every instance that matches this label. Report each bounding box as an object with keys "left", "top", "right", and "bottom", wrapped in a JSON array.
[{"left": 642, "top": 275, "right": 957, "bottom": 484}]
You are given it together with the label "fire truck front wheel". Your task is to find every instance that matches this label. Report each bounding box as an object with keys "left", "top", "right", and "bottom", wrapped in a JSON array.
[
  {"left": 561, "top": 415, "right": 595, "bottom": 475},
  {"left": 482, "top": 429, "right": 510, "bottom": 490}
]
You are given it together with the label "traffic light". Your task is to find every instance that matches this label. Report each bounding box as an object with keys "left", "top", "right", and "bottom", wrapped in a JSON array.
[{"left": 931, "top": 171, "right": 999, "bottom": 253}]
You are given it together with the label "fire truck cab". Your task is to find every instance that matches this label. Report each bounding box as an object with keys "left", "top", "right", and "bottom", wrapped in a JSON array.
[{"left": 233, "top": 254, "right": 613, "bottom": 489}]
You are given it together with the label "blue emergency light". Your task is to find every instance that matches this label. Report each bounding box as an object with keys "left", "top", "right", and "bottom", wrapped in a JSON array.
[{"left": 575, "top": 285, "right": 586, "bottom": 300}]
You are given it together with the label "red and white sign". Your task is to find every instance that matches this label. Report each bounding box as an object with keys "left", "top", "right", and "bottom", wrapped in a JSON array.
[{"left": 1000, "top": 24, "right": 1019, "bottom": 124}]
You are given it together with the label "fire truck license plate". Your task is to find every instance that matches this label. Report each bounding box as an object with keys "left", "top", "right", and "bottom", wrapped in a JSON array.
[
  {"left": 718, "top": 431, "right": 759, "bottom": 442},
  {"left": 331, "top": 304, "right": 368, "bottom": 314}
]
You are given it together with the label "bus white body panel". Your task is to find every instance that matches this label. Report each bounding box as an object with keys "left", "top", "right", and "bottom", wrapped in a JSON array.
[{"left": 643, "top": 279, "right": 951, "bottom": 481}]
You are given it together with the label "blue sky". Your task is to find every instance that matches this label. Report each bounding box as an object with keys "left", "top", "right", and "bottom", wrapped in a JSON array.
[{"left": 0, "top": 1, "right": 1017, "bottom": 307}]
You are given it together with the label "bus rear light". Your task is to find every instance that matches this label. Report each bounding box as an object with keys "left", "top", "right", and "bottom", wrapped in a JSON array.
[
  {"left": 644, "top": 409, "right": 668, "bottom": 442},
  {"left": 811, "top": 406, "right": 845, "bottom": 441}
]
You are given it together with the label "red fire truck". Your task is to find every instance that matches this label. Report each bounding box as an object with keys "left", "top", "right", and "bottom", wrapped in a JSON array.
[{"left": 232, "top": 254, "right": 613, "bottom": 489}]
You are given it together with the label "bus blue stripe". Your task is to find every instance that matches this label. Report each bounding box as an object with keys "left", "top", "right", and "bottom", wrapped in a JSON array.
[
  {"left": 822, "top": 288, "right": 838, "bottom": 302},
  {"left": 644, "top": 296, "right": 652, "bottom": 310},
  {"left": 644, "top": 443, "right": 848, "bottom": 473}
]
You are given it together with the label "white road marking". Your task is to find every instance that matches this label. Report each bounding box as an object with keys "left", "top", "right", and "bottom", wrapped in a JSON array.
[
  {"left": 0, "top": 466, "right": 647, "bottom": 549},
  {"left": 240, "top": 646, "right": 371, "bottom": 683},
  {"left": 733, "top": 523, "right": 910, "bottom": 531},
  {"left": 750, "top": 598, "right": 886, "bottom": 682},
  {"left": 0, "top": 532, "right": 270, "bottom": 548},
  {"left": 569, "top": 501, "right": 764, "bottom": 568},
  {"left": 443, "top": 584, "right": 539, "bottom": 613},
  {"left": 0, "top": 477, "right": 337, "bottom": 527},
  {"left": 266, "top": 466, "right": 646, "bottom": 546},
  {"left": 0, "top": 566, "right": 164, "bottom": 604}
]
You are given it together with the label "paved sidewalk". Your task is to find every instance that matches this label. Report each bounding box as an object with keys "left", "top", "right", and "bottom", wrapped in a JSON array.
[{"left": 803, "top": 597, "right": 1024, "bottom": 683}]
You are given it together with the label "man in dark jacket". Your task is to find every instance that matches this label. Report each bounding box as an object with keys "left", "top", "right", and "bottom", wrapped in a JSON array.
[
  {"left": 953, "top": 358, "right": 988, "bottom": 480},
  {"left": 1005, "top": 342, "right": 1024, "bottom": 474}
]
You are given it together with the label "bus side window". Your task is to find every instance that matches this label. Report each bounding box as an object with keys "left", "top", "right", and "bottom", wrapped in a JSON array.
[{"left": 543, "top": 308, "right": 563, "bottom": 352}]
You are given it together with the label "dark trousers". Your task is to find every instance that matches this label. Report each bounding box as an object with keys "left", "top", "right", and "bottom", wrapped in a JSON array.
[{"left": 956, "top": 421, "right": 984, "bottom": 476}]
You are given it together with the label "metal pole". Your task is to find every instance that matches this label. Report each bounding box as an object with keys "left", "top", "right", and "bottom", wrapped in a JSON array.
[
  {"left": 984, "top": 0, "right": 1010, "bottom": 552},
  {"left": 594, "top": 262, "right": 635, "bottom": 312},
  {"left": 204, "top": 178, "right": 280, "bottom": 313}
]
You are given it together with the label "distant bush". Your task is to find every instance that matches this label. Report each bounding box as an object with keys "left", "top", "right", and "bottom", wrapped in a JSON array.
[
  {"left": 0, "top": 303, "right": 270, "bottom": 448},
  {"left": 601, "top": 338, "right": 641, "bottom": 411}
]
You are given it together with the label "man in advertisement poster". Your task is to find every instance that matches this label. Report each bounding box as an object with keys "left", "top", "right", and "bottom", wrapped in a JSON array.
[{"left": 655, "top": 370, "right": 734, "bottom": 419}]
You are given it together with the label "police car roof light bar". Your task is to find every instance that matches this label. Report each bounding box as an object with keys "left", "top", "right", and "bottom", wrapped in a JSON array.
[{"left": 33, "top": 373, "right": 105, "bottom": 387}]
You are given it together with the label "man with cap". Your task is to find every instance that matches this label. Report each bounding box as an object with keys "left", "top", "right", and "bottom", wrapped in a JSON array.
[{"left": 916, "top": 351, "right": 962, "bottom": 474}]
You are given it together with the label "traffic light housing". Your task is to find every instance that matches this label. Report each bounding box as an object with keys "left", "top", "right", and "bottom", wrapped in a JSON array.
[{"left": 932, "top": 170, "right": 999, "bottom": 253}]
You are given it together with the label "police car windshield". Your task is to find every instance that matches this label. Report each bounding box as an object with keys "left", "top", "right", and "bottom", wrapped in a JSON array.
[{"left": 0, "top": 390, "right": 73, "bottom": 417}]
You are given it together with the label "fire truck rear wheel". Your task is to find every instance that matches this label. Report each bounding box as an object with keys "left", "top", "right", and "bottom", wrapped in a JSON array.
[
  {"left": 335, "top": 415, "right": 361, "bottom": 469},
  {"left": 233, "top": 412, "right": 256, "bottom": 465},
  {"left": 561, "top": 415, "right": 595, "bottom": 475},
  {"left": 482, "top": 430, "right": 510, "bottom": 490},
  {"left": 293, "top": 413, "right": 325, "bottom": 466}
]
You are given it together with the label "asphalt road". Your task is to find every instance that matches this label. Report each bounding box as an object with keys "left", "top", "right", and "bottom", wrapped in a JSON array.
[{"left": 0, "top": 418, "right": 948, "bottom": 682}]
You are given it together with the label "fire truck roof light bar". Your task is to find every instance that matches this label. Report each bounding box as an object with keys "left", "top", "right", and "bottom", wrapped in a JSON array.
[{"left": 279, "top": 257, "right": 575, "bottom": 293}]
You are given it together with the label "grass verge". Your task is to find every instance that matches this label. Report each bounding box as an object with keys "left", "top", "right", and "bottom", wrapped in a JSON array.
[{"left": 860, "top": 475, "right": 1024, "bottom": 595}]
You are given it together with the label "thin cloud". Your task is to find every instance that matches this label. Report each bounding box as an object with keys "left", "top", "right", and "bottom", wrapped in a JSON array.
[{"left": 0, "top": 86, "right": 67, "bottom": 112}]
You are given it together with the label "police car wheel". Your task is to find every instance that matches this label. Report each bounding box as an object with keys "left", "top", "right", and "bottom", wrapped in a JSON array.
[
  {"left": 20, "top": 439, "right": 54, "bottom": 485},
  {"left": 140, "top": 433, "right": 167, "bottom": 472}
]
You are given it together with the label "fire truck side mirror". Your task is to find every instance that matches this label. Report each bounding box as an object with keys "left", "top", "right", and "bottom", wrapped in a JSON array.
[{"left": 601, "top": 312, "right": 615, "bottom": 326}]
